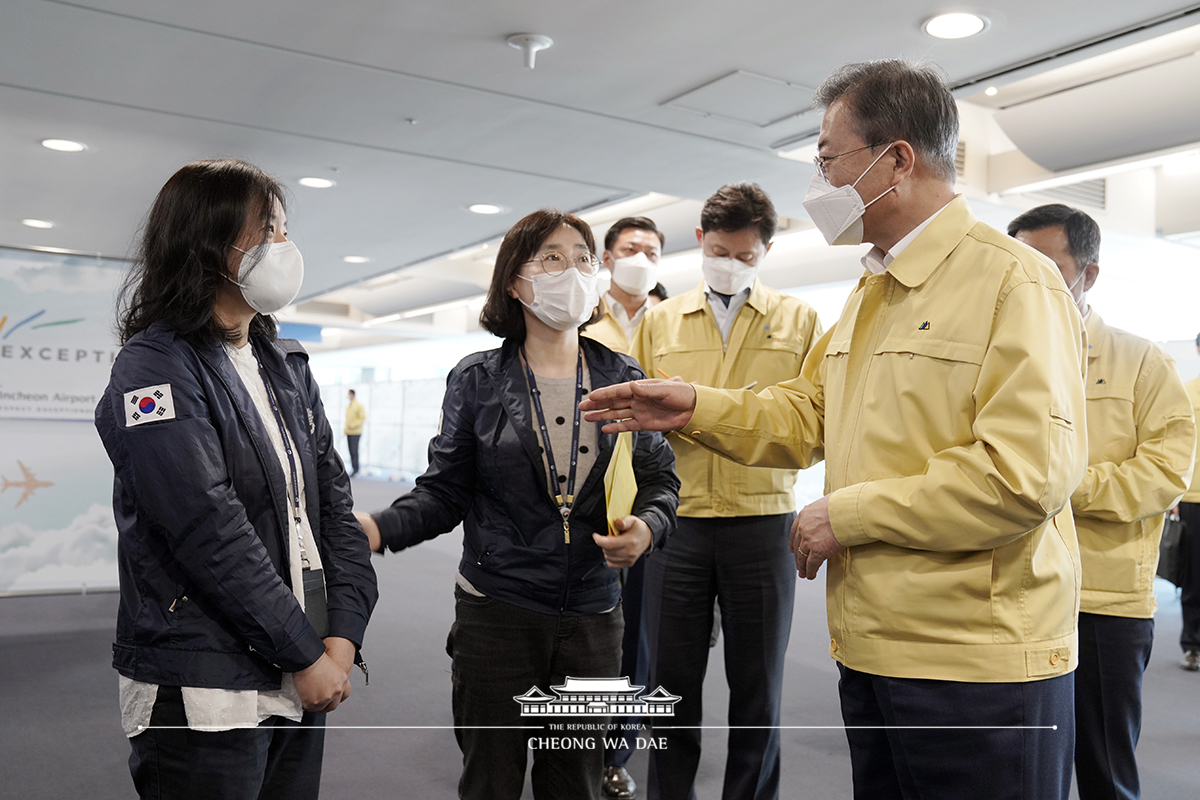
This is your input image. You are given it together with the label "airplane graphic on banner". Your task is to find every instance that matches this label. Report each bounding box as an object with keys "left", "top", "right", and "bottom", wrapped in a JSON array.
[{"left": 2, "top": 460, "right": 54, "bottom": 508}]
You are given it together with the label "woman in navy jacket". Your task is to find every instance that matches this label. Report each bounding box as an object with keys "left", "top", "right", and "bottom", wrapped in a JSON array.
[
  {"left": 95, "top": 159, "right": 377, "bottom": 799},
  {"left": 357, "top": 209, "right": 679, "bottom": 800}
]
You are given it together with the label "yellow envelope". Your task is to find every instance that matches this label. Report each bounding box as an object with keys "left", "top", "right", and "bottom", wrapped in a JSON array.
[{"left": 604, "top": 431, "right": 638, "bottom": 536}]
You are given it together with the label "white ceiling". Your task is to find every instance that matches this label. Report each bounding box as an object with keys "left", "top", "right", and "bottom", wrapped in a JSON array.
[{"left": 3, "top": 0, "right": 1199, "bottom": 322}]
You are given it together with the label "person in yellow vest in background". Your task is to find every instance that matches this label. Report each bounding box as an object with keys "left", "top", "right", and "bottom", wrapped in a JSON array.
[
  {"left": 1009, "top": 203, "right": 1195, "bottom": 800},
  {"left": 1180, "top": 334, "right": 1200, "bottom": 673},
  {"left": 630, "top": 182, "right": 822, "bottom": 800},
  {"left": 344, "top": 389, "right": 366, "bottom": 477},
  {"left": 585, "top": 217, "right": 665, "bottom": 355}
]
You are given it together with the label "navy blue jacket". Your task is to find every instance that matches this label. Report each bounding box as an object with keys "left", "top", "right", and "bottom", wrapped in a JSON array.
[
  {"left": 95, "top": 322, "right": 377, "bottom": 690},
  {"left": 373, "top": 337, "right": 679, "bottom": 615}
]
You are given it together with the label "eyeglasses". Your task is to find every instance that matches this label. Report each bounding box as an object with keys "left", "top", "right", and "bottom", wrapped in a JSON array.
[
  {"left": 524, "top": 251, "right": 601, "bottom": 277},
  {"left": 813, "top": 143, "right": 887, "bottom": 180}
]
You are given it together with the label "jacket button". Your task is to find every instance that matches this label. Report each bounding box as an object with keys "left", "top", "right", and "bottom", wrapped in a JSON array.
[
  {"left": 830, "top": 638, "right": 838, "bottom": 653},
  {"left": 1049, "top": 652, "right": 1060, "bottom": 666}
]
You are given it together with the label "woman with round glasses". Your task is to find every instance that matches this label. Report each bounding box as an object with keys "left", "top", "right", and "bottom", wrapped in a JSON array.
[{"left": 357, "top": 208, "right": 679, "bottom": 800}]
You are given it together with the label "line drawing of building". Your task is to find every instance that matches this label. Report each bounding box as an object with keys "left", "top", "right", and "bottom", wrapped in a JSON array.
[{"left": 514, "top": 677, "right": 681, "bottom": 717}]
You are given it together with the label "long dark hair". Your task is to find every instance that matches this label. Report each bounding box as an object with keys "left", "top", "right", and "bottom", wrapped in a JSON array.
[
  {"left": 479, "top": 208, "right": 598, "bottom": 340},
  {"left": 117, "top": 159, "right": 284, "bottom": 346}
]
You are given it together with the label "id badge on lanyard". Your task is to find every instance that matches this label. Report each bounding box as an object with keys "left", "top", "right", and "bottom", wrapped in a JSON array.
[{"left": 256, "top": 349, "right": 328, "bottom": 638}]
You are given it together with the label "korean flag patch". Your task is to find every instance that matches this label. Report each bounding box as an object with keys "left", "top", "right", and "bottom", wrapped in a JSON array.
[{"left": 124, "top": 384, "right": 176, "bottom": 427}]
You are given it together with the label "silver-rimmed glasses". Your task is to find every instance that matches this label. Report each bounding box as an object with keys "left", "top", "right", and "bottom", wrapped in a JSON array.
[{"left": 524, "top": 251, "right": 601, "bottom": 277}]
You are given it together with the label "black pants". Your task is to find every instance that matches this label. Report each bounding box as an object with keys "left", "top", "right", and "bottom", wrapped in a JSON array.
[
  {"left": 838, "top": 665, "right": 1074, "bottom": 800},
  {"left": 346, "top": 434, "right": 361, "bottom": 474},
  {"left": 645, "top": 513, "right": 796, "bottom": 800},
  {"left": 449, "top": 586, "right": 623, "bottom": 800},
  {"left": 606, "top": 557, "right": 651, "bottom": 770},
  {"left": 128, "top": 685, "right": 326, "bottom": 800},
  {"left": 1178, "top": 501, "right": 1200, "bottom": 651},
  {"left": 1075, "top": 612, "right": 1154, "bottom": 800}
]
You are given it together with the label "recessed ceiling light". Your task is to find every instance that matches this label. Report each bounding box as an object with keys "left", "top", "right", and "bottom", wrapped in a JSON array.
[
  {"left": 299, "top": 177, "right": 336, "bottom": 189},
  {"left": 343, "top": 256, "right": 370, "bottom": 263},
  {"left": 41, "top": 139, "right": 87, "bottom": 152},
  {"left": 468, "top": 204, "right": 503, "bottom": 215},
  {"left": 984, "top": 86, "right": 999, "bottom": 96},
  {"left": 22, "top": 218, "right": 55, "bottom": 229},
  {"left": 924, "top": 13, "right": 987, "bottom": 39}
]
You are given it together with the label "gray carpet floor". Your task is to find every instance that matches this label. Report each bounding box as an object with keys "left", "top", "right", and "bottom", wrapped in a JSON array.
[{"left": 2, "top": 474, "right": 1197, "bottom": 798}]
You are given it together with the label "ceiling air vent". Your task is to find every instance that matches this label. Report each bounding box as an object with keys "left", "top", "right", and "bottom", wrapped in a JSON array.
[
  {"left": 1030, "top": 178, "right": 1107, "bottom": 210},
  {"left": 955, "top": 141, "right": 966, "bottom": 178},
  {"left": 663, "top": 71, "right": 817, "bottom": 128}
]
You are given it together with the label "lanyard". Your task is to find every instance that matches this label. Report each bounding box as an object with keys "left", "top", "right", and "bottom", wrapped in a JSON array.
[
  {"left": 253, "top": 348, "right": 310, "bottom": 569},
  {"left": 521, "top": 345, "right": 584, "bottom": 544}
]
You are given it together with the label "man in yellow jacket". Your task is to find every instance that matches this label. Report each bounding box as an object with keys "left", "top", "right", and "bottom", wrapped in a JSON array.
[
  {"left": 585, "top": 216, "right": 665, "bottom": 356},
  {"left": 1010, "top": 204, "right": 1195, "bottom": 800},
  {"left": 631, "top": 182, "right": 822, "bottom": 800},
  {"left": 581, "top": 215, "right": 665, "bottom": 800},
  {"left": 344, "top": 389, "right": 366, "bottom": 476},
  {"left": 583, "top": 60, "right": 1088, "bottom": 800},
  {"left": 1180, "top": 337, "right": 1200, "bottom": 672}
]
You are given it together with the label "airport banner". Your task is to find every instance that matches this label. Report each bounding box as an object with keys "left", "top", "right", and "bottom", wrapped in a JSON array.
[{"left": 0, "top": 249, "right": 124, "bottom": 421}]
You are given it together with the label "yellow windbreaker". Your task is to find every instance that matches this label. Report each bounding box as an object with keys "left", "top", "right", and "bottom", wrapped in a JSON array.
[
  {"left": 1074, "top": 312, "right": 1194, "bottom": 618},
  {"left": 632, "top": 280, "right": 823, "bottom": 517},
  {"left": 344, "top": 399, "right": 366, "bottom": 436},
  {"left": 682, "top": 196, "right": 1088, "bottom": 682},
  {"left": 1183, "top": 376, "right": 1200, "bottom": 504},
  {"left": 583, "top": 296, "right": 633, "bottom": 354}
]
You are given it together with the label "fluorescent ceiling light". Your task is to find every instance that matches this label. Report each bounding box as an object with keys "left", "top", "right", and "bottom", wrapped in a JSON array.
[
  {"left": 343, "top": 256, "right": 370, "bottom": 263},
  {"left": 924, "top": 13, "right": 987, "bottom": 39},
  {"left": 41, "top": 138, "right": 87, "bottom": 152},
  {"left": 468, "top": 204, "right": 503, "bottom": 215},
  {"left": 778, "top": 141, "right": 819, "bottom": 164},
  {"left": 1001, "top": 144, "right": 1200, "bottom": 195},
  {"left": 1162, "top": 152, "right": 1200, "bottom": 176},
  {"left": 299, "top": 177, "right": 336, "bottom": 188},
  {"left": 365, "top": 294, "right": 487, "bottom": 325},
  {"left": 22, "top": 218, "right": 55, "bottom": 229}
]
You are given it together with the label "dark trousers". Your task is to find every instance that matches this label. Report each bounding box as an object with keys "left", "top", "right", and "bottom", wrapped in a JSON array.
[
  {"left": 838, "top": 665, "right": 1074, "bottom": 800},
  {"left": 449, "top": 586, "right": 623, "bottom": 800},
  {"left": 346, "top": 434, "right": 361, "bottom": 474},
  {"left": 1075, "top": 612, "right": 1154, "bottom": 800},
  {"left": 1178, "top": 502, "right": 1200, "bottom": 651},
  {"left": 128, "top": 685, "right": 326, "bottom": 800},
  {"left": 645, "top": 513, "right": 796, "bottom": 800},
  {"left": 606, "top": 557, "right": 651, "bottom": 769}
]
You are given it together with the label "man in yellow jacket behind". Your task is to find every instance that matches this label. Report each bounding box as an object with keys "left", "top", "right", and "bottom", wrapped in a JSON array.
[
  {"left": 583, "top": 60, "right": 1088, "bottom": 800},
  {"left": 344, "top": 389, "right": 366, "bottom": 477},
  {"left": 1010, "top": 204, "right": 1194, "bottom": 800},
  {"left": 585, "top": 216, "right": 665, "bottom": 357},
  {"left": 631, "top": 182, "right": 822, "bottom": 800},
  {"left": 1179, "top": 338, "right": 1200, "bottom": 672}
]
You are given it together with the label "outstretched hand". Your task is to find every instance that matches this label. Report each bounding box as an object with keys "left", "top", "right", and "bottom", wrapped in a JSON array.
[{"left": 579, "top": 379, "right": 697, "bottom": 434}]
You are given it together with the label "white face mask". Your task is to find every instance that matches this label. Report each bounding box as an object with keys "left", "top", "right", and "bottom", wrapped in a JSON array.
[
  {"left": 231, "top": 240, "right": 305, "bottom": 314},
  {"left": 701, "top": 254, "right": 757, "bottom": 296},
  {"left": 610, "top": 252, "right": 658, "bottom": 296},
  {"left": 518, "top": 268, "right": 600, "bottom": 331},
  {"left": 802, "top": 145, "right": 898, "bottom": 246}
]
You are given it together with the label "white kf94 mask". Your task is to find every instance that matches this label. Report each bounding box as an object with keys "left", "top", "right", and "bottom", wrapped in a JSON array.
[{"left": 802, "top": 145, "right": 898, "bottom": 246}]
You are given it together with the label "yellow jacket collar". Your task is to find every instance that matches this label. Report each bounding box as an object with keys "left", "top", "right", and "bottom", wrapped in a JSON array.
[
  {"left": 1084, "top": 310, "right": 1107, "bottom": 358},
  {"left": 885, "top": 195, "right": 975, "bottom": 289},
  {"left": 679, "top": 279, "right": 767, "bottom": 314}
]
